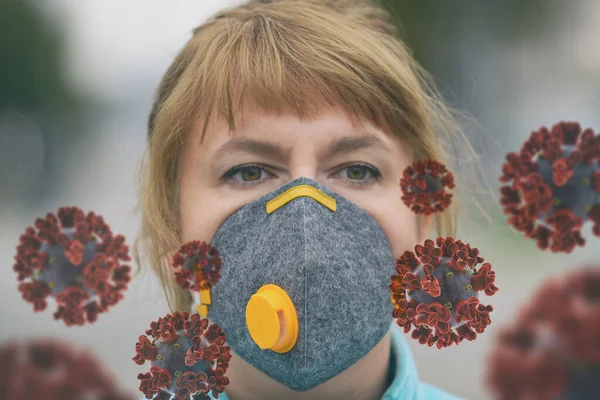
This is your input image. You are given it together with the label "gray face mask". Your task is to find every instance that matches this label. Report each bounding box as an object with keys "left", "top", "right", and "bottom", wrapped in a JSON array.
[{"left": 207, "top": 177, "right": 395, "bottom": 391}]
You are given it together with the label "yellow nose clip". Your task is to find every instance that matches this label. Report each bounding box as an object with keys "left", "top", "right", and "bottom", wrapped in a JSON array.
[
  {"left": 266, "top": 185, "right": 336, "bottom": 214},
  {"left": 246, "top": 284, "right": 299, "bottom": 353}
]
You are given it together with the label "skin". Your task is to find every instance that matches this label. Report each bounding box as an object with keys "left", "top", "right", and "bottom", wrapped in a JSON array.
[{"left": 178, "top": 103, "right": 431, "bottom": 400}]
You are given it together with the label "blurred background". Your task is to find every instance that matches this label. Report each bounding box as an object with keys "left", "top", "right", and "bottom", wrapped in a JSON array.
[{"left": 0, "top": 0, "right": 599, "bottom": 399}]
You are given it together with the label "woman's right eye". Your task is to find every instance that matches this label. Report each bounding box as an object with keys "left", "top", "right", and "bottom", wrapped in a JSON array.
[{"left": 222, "top": 164, "right": 274, "bottom": 187}]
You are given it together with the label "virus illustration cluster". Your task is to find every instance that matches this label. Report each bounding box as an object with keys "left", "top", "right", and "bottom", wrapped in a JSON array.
[
  {"left": 133, "top": 311, "right": 232, "bottom": 400},
  {"left": 171, "top": 241, "right": 223, "bottom": 317},
  {"left": 171, "top": 241, "right": 223, "bottom": 292},
  {"left": 400, "top": 159, "right": 456, "bottom": 215},
  {"left": 390, "top": 237, "right": 498, "bottom": 348},
  {"left": 13, "top": 206, "right": 131, "bottom": 326},
  {"left": 499, "top": 121, "right": 600, "bottom": 253},
  {"left": 487, "top": 267, "right": 600, "bottom": 400},
  {"left": 0, "top": 338, "right": 134, "bottom": 400}
]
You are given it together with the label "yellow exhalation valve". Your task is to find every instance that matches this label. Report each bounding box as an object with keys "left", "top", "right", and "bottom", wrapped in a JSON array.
[{"left": 245, "top": 284, "right": 299, "bottom": 353}]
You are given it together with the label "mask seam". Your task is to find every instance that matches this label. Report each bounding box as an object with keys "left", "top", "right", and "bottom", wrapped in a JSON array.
[{"left": 302, "top": 199, "right": 308, "bottom": 368}]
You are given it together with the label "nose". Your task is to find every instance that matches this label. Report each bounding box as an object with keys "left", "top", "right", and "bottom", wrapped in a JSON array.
[{"left": 288, "top": 159, "right": 317, "bottom": 182}]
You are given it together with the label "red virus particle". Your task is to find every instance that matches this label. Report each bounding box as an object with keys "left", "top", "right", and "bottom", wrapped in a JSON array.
[
  {"left": 0, "top": 338, "right": 134, "bottom": 400},
  {"left": 400, "top": 159, "right": 456, "bottom": 215},
  {"left": 390, "top": 237, "right": 498, "bottom": 348},
  {"left": 499, "top": 121, "right": 600, "bottom": 253},
  {"left": 133, "top": 311, "right": 232, "bottom": 400},
  {"left": 171, "top": 241, "right": 222, "bottom": 291},
  {"left": 487, "top": 267, "right": 600, "bottom": 400},
  {"left": 13, "top": 206, "right": 131, "bottom": 326}
]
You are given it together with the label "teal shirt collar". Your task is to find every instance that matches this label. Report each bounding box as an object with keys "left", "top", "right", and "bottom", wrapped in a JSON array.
[{"left": 382, "top": 323, "right": 420, "bottom": 400}]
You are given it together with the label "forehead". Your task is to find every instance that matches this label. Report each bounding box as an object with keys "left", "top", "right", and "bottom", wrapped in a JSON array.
[{"left": 192, "top": 104, "right": 400, "bottom": 154}]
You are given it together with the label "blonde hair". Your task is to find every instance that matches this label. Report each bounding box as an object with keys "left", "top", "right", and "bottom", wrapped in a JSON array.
[{"left": 134, "top": 0, "right": 474, "bottom": 312}]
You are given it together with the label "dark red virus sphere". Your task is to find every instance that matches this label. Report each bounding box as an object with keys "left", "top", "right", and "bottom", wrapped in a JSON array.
[
  {"left": 133, "top": 311, "right": 232, "bottom": 400},
  {"left": 487, "top": 267, "right": 600, "bottom": 400},
  {"left": 390, "top": 237, "right": 498, "bottom": 348},
  {"left": 499, "top": 121, "right": 600, "bottom": 253},
  {"left": 0, "top": 338, "right": 134, "bottom": 400},
  {"left": 12, "top": 206, "right": 131, "bottom": 326},
  {"left": 400, "top": 159, "right": 456, "bottom": 215},
  {"left": 171, "top": 241, "right": 222, "bottom": 292}
]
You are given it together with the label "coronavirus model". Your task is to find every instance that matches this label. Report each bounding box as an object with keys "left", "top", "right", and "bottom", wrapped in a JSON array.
[
  {"left": 487, "top": 267, "right": 600, "bottom": 400},
  {"left": 171, "top": 241, "right": 222, "bottom": 291},
  {"left": 400, "top": 159, "right": 456, "bottom": 215},
  {"left": 499, "top": 121, "right": 600, "bottom": 253},
  {"left": 12, "top": 206, "right": 131, "bottom": 326},
  {"left": 390, "top": 237, "right": 498, "bottom": 348},
  {"left": 0, "top": 338, "right": 134, "bottom": 400},
  {"left": 133, "top": 311, "right": 231, "bottom": 400},
  {"left": 171, "top": 241, "right": 222, "bottom": 317}
]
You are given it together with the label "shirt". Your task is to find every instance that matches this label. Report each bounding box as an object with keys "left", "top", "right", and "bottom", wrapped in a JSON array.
[
  {"left": 379, "top": 324, "right": 463, "bottom": 400},
  {"left": 140, "top": 324, "right": 464, "bottom": 400}
]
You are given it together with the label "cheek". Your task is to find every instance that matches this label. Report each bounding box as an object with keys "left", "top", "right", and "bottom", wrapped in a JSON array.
[
  {"left": 180, "top": 196, "right": 215, "bottom": 244},
  {"left": 337, "top": 183, "right": 419, "bottom": 259},
  {"left": 178, "top": 177, "right": 231, "bottom": 244},
  {"left": 362, "top": 194, "right": 420, "bottom": 259},
  {"left": 179, "top": 178, "right": 264, "bottom": 244},
  {"left": 382, "top": 210, "right": 420, "bottom": 259}
]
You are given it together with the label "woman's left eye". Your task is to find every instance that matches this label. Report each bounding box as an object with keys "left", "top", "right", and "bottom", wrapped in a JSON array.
[{"left": 336, "top": 164, "right": 381, "bottom": 185}]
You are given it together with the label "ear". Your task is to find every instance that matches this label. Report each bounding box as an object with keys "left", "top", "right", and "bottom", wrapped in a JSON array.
[{"left": 416, "top": 214, "right": 434, "bottom": 243}]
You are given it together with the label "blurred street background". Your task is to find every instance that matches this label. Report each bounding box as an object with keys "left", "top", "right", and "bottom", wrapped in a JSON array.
[{"left": 1, "top": 1, "right": 599, "bottom": 399}]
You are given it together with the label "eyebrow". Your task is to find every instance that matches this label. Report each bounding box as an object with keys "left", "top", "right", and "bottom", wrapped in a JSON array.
[
  {"left": 212, "top": 138, "right": 283, "bottom": 161},
  {"left": 327, "top": 135, "right": 393, "bottom": 155},
  {"left": 209, "top": 134, "right": 392, "bottom": 170}
]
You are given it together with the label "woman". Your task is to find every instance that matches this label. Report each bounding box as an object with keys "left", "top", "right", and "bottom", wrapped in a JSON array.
[{"left": 136, "top": 1, "right": 468, "bottom": 399}]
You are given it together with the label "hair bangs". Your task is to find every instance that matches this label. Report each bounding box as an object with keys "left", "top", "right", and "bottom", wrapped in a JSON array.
[{"left": 191, "top": 14, "right": 405, "bottom": 142}]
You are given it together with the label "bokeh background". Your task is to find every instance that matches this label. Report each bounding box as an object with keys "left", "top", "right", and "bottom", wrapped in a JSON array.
[{"left": 1, "top": 1, "right": 599, "bottom": 399}]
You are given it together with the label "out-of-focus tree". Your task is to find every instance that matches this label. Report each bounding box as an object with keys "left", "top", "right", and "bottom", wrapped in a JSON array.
[
  {"left": 0, "top": 0, "right": 87, "bottom": 206},
  {"left": 381, "top": 0, "right": 562, "bottom": 89},
  {"left": 0, "top": 0, "right": 74, "bottom": 111}
]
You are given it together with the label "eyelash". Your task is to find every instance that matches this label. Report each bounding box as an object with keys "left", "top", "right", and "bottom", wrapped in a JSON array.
[{"left": 221, "top": 163, "right": 382, "bottom": 188}]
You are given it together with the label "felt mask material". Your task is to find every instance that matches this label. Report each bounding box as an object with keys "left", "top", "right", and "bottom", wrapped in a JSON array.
[{"left": 209, "top": 177, "right": 395, "bottom": 391}]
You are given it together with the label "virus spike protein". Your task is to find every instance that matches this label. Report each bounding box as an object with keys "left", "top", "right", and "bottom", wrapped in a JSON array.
[
  {"left": 133, "top": 311, "right": 232, "bottom": 400},
  {"left": 171, "top": 241, "right": 223, "bottom": 292},
  {"left": 499, "top": 121, "right": 600, "bottom": 253},
  {"left": 390, "top": 237, "right": 498, "bottom": 349},
  {"left": 400, "top": 159, "right": 456, "bottom": 215},
  {"left": 0, "top": 339, "right": 134, "bottom": 400},
  {"left": 12, "top": 206, "right": 132, "bottom": 326},
  {"left": 487, "top": 267, "right": 600, "bottom": 400}
]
